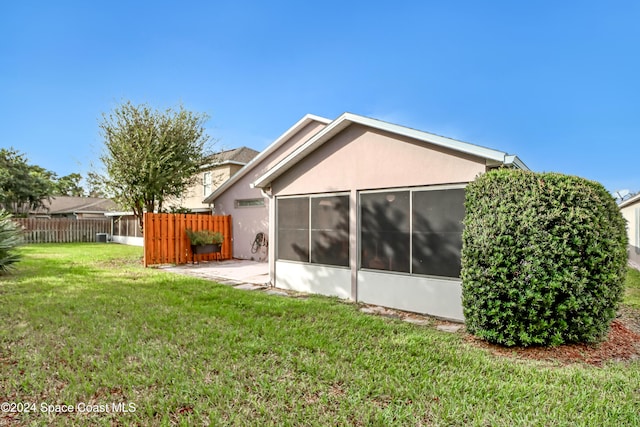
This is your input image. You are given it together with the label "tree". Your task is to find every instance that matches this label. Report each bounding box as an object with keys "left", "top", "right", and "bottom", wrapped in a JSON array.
[
  {"left": 97, "top": 101, "right": 211, "bottom": 231},
  {"left": 0, "top": 210, "right": 21, "bottom": 273},
  {"left": 0, "top": 148, "right": 55, "bottom": 216},
  {"left": 85, "top": 171, "right": 109, "bottom": 198},
  {"left": 54, "top": 173, "right": 85, "bottom": 197}
]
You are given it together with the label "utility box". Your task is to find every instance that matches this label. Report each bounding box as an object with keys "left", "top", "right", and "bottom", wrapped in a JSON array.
[{"left": 96, "top": 233, "right": 109, "bottom": 243}]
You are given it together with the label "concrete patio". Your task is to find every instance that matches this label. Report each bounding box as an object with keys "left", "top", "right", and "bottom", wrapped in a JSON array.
[{"left": 159, "top": 259, "right": 270, "bottom": 287}]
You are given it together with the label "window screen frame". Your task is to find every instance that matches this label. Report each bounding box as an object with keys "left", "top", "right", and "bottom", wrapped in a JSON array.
[
  {"left": 276, "top": 192, "right": 350, "bottom": 268},
  {"left": 358, "top": 183, "right": 466, "bottom": 280},
  {"left": 359, "top": 190, "right": 411, "bottom": 273}
]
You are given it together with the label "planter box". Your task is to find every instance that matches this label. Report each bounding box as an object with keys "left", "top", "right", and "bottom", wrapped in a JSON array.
[{"left": 191, "top": 243, "right": 222, "bottom": 255}]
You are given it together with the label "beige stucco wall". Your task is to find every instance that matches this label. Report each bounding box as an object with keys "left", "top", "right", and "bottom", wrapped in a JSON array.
[
  {"left": 177, "top": 164, "right": 241, "bottom": 210},
  {"left": 268, "top": 123, "right": 490, "bottom": 321},
  {"left": 272, "top": 124, "right": 487, "bottom": 195},
  {"left": 211, "top": 120, "right": 328, "bottom": 260},
  {"left": 621, "top": 198, "right": 640, "bottom": 268}
]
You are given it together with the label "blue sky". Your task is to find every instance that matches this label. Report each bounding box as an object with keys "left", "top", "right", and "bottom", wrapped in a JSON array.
[{"left": 1, "top": 1, "right": 638, "bottom": 193}]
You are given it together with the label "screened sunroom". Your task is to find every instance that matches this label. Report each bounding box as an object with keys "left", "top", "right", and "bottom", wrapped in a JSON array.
[{"left": 253, "top": 112, "right": 527, "bottom": 321}]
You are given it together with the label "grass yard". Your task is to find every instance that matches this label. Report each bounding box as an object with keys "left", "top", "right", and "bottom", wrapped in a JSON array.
[
  {"left": 626, "top": 267, "right": 640, "bottom": 309},
  {"left": 1, "top": 244, "right": 639, "bottom": 426}
]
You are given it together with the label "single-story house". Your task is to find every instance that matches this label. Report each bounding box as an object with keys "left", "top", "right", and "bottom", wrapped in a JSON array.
[
  {"left": 33, "top": 196, "right": 118, "bottom": 219},
  {"left": 620, "top": 193, "right": 640, "bottom": 269},
  {"left": 207, "top": 112, "right": 528, "bottom": 321}
]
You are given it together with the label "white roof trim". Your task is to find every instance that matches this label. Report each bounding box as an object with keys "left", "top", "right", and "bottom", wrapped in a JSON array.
[
  {"left": 74, "top": 210, "right": 114, "bottom": 215},
  {"left": 202, "top": 114, "right": 331, "bottom": 204},
  {"left": 619, "top": 192, "right": 640, "bottom": 208},
  {"left": 253, "top": 112, "right": 529, "bottom": 189},
  {"left": 104, "top": 211, "right": 135, "bottom": 217},
  {"left": 503, "top": 155, "right": 529, "bottom": 171}
]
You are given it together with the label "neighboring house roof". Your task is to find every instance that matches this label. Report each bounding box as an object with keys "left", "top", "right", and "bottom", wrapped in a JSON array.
[
  {"left": 202, "top": 146, "right": 260, "bottom": 168},
  {"left": 252, "top": 112, "right": 529, "bottom": 189},
  {"left": 34, "top": 196, "right": 119, "bottom": 215},
  {"left": 202, "top": 114, "right": 331, "bottom": 204},
  {"left": 619, "top": 193, "right": 640, "bottom": 209}
]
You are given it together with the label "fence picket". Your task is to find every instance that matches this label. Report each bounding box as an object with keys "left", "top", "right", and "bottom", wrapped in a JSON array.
[
  {"left": 143, "top": 213, "right": 232, "bottom": 267},
  {"left": 14, "top": 218, "right": 111, "bottom": 244}
]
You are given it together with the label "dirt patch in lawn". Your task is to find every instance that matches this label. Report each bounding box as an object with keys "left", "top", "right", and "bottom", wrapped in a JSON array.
[{"left": 464, "top": 310, "right": 640, "bottom": 367}]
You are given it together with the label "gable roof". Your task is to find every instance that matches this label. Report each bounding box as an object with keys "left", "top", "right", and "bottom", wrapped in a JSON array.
[
  {"left": 202, "top": 146, "right": 260, "bottom": 169},
  {"left": 619, "top": 192, "right": 640, "bottom": 209},
  {"left": 36, "top": 196, "right": 118, "bottom": 215},
  {"left": 202, "top": 114, "right": 331, "bottom": 204},
  {"left": 252, "top": 112, "right": 529, "bottom": 189},
  {"left": 221, "top": 146, "right": 259, "bottom": 163}
]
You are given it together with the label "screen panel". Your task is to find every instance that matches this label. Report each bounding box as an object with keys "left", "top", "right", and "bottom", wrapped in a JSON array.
[
  {"left": 277, "top": 197, "right": 310, "bottom": 262},
  {"left": 412, "top": 188, "right": 465, "bottom": 277},
  {"left": 310, "top": 195, "right": 350, "bottom": 266},
  {"left": 360, "top": 191, "right": 410, "bottom": 273}
]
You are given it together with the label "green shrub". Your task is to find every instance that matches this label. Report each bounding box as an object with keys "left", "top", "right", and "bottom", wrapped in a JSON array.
[
  {"left": 461, "top": 169, "right": 628, "bottom": 346},
  {"left": 0, "top": 210, "right": 22, "bottom": 273},
  {"left": 185, "top": 228, "right": 224, "bottom": 246}
]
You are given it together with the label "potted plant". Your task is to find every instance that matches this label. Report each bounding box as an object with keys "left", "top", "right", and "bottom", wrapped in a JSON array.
[{"left": 185, "top": 229, "right": 224, "bottom": 255}]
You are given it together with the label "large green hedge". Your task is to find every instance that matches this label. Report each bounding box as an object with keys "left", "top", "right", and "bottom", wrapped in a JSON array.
[{"left": 461, "top": 169, "right": 628, "bottom": 346}]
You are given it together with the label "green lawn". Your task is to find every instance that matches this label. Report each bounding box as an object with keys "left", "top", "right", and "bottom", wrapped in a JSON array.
[
  {"left": 1, "top": 244, "right": 639, "bottom": 426},
  {"left": 626, "top": 267, "right": 640, "bottom": 309}
]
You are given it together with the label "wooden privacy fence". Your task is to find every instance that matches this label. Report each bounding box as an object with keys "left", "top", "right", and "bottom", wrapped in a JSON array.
[
  {"left": 143, "top": 212, "right": 232, "bottom": 266},
  {"left": 15, "top": 218, "right": 111, "bottom": 244}
]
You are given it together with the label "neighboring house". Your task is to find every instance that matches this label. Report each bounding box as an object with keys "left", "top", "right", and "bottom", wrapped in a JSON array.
[
  {"left": 177, "top": 147, "right": 259, "bottom": 212},
  {"left": 620, "top": 193, "right": 640, "bottom": 269},
  {"left": 105, "top": 211, "right": 143, "bottom": 246},
  {"left": 245, "top": 112, "right": 528, "bottom": 321},
  {"left": 108, "top": 146, "right": 259, "bottom": 246},
  {"left": 203, "top": 115, "right": 331, "bottom": 261},
  {"left": 33, "top": 196, "right": 118, "bottom": 219}
]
